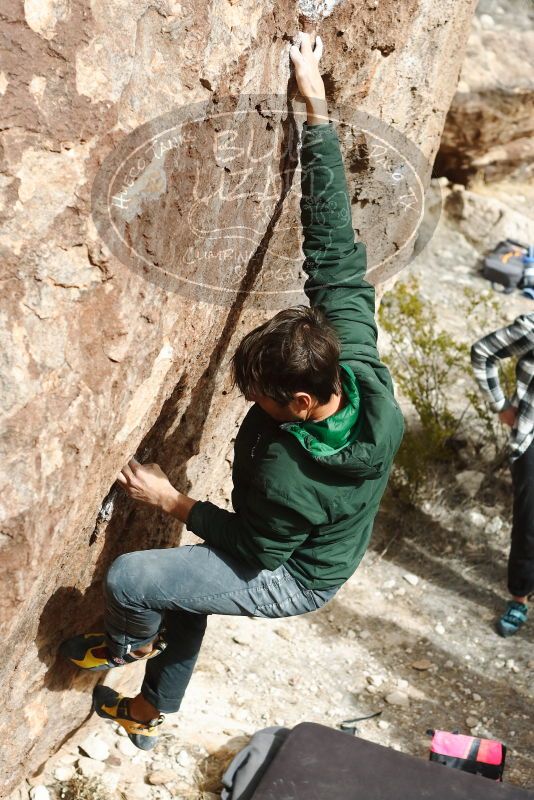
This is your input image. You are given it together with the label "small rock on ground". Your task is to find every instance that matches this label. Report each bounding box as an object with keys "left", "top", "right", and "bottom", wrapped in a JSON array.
[
  {"left": 385, "top": 691, "right": 410, "bottom": 707},
  {"left": 147, "top": 769, "right": 178, "bottom": 785},
  {"left": 78, "top": 733, "right": 110, "bottom": 762},
  {"left": 77, "top": 756, "right": 106, "bottom": 778}
]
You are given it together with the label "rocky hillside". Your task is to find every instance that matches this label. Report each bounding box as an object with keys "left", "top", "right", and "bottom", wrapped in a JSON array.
[{"left": 434, "top": 0, "right": 534, "bottom": 185}]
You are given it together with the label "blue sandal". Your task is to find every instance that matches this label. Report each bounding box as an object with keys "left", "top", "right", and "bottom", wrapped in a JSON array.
[{"left": 496, "top": 600, "right": 528, "bottom": 637}]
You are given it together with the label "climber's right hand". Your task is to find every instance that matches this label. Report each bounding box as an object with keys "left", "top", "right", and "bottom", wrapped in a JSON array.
[
  {"left": 116, "top": 457, "right": 177, "bottom": 509},
  {"left": 289, "top": 32, "right": 325, "bottom": 109},
  {"left": 499, "top": 405, "right": 518, "bottom": 428}
]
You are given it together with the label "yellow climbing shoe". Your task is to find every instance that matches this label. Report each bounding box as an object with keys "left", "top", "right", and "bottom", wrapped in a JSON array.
[
  {"left": 60, "top": 631, "right": 166, "bottom": 671},
  {"left": 93, "top": 684, "right": 164, "bottom": 750}
]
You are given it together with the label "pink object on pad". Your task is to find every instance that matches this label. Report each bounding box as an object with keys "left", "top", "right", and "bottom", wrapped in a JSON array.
[
  {"left": 430, "top": 731, "right": 503, "bottom": 764},
  {"left": 429, "top": 728, "right": 507, "bottom": 781},
  {"left": 429, "top": 729, "right": 506, "bottom": 781}
]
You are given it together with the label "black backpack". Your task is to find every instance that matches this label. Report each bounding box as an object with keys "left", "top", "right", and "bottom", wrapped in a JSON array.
[{"left": 482, "top": 239, "right": 531, "bottom": 294}]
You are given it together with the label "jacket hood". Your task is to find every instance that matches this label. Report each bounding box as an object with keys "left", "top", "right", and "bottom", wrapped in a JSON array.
[{"left": 280, "top": 361, "right": 404, "bottom": 480}]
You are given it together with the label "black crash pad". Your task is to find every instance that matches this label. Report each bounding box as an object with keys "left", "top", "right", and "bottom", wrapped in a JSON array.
[{"left": 251, "top": 722, "right": 534, "bottom": 800}]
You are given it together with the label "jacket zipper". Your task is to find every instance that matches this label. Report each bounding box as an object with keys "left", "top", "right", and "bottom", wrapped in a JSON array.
[{"left": 250, "top": 432, "right": 262, "bottom": 462}]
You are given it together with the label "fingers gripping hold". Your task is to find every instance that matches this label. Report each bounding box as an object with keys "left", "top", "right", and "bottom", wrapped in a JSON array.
[
  {"left": 289, "top": 31, "right": 326, "bottom": 112},
  {"left": 116, "top": 456, "right": 140, "bottom": 486},
  {"left": 290, "top": 31, "right": 323, "bottom": 63}
]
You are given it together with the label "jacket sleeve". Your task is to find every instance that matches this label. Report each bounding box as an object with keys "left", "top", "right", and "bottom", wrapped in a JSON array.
[
  {"left": 185, "top": 485, "right": 313, "bottom": 571},
  {"left": 300, "top": 121, "right": 385, "bottom": 380},
  {"left": 470, "top": 314, "right": 534, "bottom": 412}
]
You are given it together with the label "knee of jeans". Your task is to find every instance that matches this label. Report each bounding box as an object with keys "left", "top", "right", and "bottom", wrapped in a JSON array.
[{"left": 104, "top": 552, "right": 140, "bottom": 604}]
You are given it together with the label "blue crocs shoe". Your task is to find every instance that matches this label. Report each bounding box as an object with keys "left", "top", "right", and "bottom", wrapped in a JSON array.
[{"left": 496, "top": 600, "right": 528, "bottom": 637}]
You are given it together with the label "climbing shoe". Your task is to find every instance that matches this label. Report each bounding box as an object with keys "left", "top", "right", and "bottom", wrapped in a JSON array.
[
  {"left": 496, "top": 600, "right": 528, "bottom": 637},
  {"left": 93, "top": 684, "right": 164, "bottom": 750},
  {"left": 59, "top": 631, "right": 167, "bottom": 671}
]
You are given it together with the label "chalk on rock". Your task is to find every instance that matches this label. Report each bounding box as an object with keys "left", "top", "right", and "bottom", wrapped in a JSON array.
[
  {"left": 403, "top": 573, "right": 419, "bottom": 586},
  {"left": 298, "top": 0, "right": 344, "bottom": 21}
]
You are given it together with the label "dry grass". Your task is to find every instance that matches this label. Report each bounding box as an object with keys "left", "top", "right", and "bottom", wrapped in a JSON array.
[
  {"left": 58, "top": 775, "right": 111, "bottom": 800},
  {"left": 193, "top": 734, "right": 251, "bottom": 796}
]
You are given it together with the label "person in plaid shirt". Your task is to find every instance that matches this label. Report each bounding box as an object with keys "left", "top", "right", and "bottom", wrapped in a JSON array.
[{"left": 471, "top": 312, "right": 534, "bottom": 637}]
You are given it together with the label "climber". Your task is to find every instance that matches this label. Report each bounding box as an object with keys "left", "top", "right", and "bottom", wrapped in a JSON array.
[
  {"left": 60, "top": 31, "right": 404, "bottom": 750},
  {"left": 470, "top": 312, "right": 534, "bottom": 637}
]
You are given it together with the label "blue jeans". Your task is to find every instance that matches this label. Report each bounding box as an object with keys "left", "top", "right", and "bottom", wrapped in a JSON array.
[{"left": 103, "top": 544, "right": 341, "bottom": 713}]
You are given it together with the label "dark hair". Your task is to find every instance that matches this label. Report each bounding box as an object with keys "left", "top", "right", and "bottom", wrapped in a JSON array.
[{"left": 230, "top": 305, "right": 342, "bottom": 406}]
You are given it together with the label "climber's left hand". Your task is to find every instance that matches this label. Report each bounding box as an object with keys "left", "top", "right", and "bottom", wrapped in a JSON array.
[{"left": 116, "top": 457, "right": 178, "bottom": 509}]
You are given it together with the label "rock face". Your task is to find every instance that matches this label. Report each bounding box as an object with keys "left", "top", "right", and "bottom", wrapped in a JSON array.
[
  {"left": 435, "top": 0, "right": 534, "bottom": 184},
  {"left": 443, "top": 184, "right": 534, "bottom": 254},
  {"left": 0, "top": 0, "right": 475, "bottom": 794}
]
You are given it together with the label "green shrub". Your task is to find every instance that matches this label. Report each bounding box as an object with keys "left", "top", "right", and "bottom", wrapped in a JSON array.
[{"left": 378, "top": 276, "right": 518, "bottom": 504}]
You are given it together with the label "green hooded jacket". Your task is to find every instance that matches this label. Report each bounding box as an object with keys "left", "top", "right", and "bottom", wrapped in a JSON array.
[{"left": 186, "top": 120, "right": 405, "bottom": 589}]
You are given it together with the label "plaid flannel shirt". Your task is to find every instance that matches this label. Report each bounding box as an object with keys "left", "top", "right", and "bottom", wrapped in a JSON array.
[{"left": 470, "top": 312, "right": 534, "bottom": 463}]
